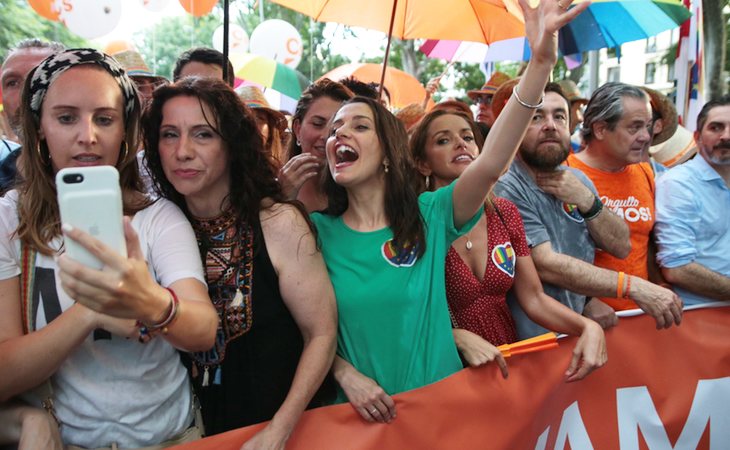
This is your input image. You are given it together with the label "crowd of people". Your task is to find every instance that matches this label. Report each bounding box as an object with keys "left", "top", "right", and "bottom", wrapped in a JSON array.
[{"left": 0, "top": 0, "right": 728, "bottom": 448}]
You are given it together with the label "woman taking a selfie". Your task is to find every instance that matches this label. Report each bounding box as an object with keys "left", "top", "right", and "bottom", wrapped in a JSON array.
[
  {"left": 0, "top": 49, "right": 217, "bottom": 448},
  {"left": 143, "top": 76, "right": 337, "bottom": 449}
]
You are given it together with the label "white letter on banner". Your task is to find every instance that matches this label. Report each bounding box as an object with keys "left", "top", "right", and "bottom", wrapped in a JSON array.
[
  {"left": 617, "top": 377, "right": 730, "bottom": 449},
  {"left": 553, "top": 401, "right": 595, "bottom": 450}
]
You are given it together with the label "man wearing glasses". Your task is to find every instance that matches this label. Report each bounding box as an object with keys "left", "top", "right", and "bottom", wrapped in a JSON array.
[{"left": 466, "top": 71, "right": 511, "bottom": 128}]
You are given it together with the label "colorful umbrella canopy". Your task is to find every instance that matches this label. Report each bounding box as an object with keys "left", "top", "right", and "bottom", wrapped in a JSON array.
[
  {"left": 269, "top": 0, "right": 526, "bottom": 44},
  {"left": 230, "top": 53, "right": 310, "bottom": 101},
  {"left": 319, "top": 63, "right": 428, "bottom": 110},
  {"left": 420, "top": 0, "right": 691, "bottom": 62}
]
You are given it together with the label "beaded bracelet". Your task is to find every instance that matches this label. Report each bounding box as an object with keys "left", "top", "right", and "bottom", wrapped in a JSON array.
[
  {"left": 136, "top": 288, "right": 180, "bottom": 343},
  {"left": 512, "top": 86, "right": 544, "bottom": 109},
  {"left": 624, "top": 275, "right": 632, "bottom": 299}
]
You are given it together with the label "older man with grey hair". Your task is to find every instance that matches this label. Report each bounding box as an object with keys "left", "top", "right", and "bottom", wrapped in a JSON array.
[
  {"left": 495, "top": 82, "right": 682, "bottom": 339},
  {"left": 0, "top": 38, "right": 64, "bottom": 193},
  {"left": 565, "top": 81, "right": 682, "bottom": 327}
]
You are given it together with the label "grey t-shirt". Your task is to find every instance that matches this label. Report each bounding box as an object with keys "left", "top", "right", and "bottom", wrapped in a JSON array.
[{"left": 494, "top": 159, "right": 597, "bottom": 339}]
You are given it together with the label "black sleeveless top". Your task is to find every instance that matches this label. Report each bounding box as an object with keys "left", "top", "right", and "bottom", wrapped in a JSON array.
[{"left": 183, "top": 212, "right": 334, "bottom": 435}]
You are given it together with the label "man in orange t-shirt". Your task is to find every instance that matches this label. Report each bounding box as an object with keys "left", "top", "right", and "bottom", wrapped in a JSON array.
[{"left": 567, "top": 82, "right": 663, "bottom": 315}]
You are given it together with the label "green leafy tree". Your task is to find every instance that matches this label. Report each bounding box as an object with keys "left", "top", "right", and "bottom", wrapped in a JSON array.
[
  {"left": 133, "top": 14, "right": 219, "bottom": 80},
  {"left": 0, "top": 0, "right": 87, "bottom": 62}
]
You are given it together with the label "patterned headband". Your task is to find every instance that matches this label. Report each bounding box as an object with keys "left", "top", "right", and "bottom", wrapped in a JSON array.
[{"left": 29, "top": 48, "right": 137, "bottom": 121}]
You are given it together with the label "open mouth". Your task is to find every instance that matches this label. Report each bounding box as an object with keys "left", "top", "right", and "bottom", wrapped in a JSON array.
[
  {"left": 335, "top": 146, "right": 359, "bottom": 164},
  {"left": 452, "top": 154, "right": 474, "bottom": 163}
]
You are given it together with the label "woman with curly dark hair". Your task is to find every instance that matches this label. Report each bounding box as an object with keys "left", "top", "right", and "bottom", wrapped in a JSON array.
[{"left": 142, "top": 76, "right": 337, "bottom": 449}]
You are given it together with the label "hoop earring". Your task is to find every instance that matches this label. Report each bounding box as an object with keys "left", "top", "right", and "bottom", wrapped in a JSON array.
[
  {"left": 119, "top": 140, "right": 129, "bottom": 162},
  {"left": 296, "top": 139, "right": 301, "bottom": 147},
  {"left": 425, "top": 175, "right": 430, "bottom": 189},
  {"left": 37, "top": 140, "right": 49, "bottom": 165}
]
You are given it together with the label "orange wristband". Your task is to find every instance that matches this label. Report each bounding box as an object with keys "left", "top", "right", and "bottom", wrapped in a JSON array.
[
  {"left": 617, "top": 271, "right": 625, "bottom": 299},
  {"left": 624, "top": 275, "right": 632, "bottom": 299}
]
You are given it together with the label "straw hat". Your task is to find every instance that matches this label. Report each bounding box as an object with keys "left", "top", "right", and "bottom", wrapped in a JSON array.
[
  {"left": 557, "top": 80, "right": 588, "bottom": 105},
  {"left": 467, "top": 71, "right": 511, "bottom": 100},
  {"left": 112, "top": 50, "right": 166, "bottom": 82},
  {"left": 491, "top": 77, "right": 520, "bottom": 119},
  {"left": 237, "top": 85, "right": 287, "bottom": 132},
  {"left": 649, "top": 125, "right": 697, "bottom": 168},
  {"left": 395, "top": 103, "right": 426, "bottom": 132},
  {"left": 641, "top": 87, "right": 678, "bottom": 146}
]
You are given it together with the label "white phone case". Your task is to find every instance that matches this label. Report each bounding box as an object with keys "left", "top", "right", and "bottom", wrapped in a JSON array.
[{"left": 56, "top": 166, "right": 127, "bottom": 270}]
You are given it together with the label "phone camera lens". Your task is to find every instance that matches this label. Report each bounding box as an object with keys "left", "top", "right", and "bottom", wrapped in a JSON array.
[{"left": 63, "top": 174, "right": 84, "bottom": 184}]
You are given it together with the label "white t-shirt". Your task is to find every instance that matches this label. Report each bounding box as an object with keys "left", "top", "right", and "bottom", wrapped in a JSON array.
[{"left": 0, "top": 191, "right": 205, "bottom": 448}]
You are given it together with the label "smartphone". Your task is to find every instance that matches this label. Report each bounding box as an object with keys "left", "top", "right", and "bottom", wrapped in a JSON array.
[{"left": 56, "top": 166, "right": 127, "bottom": 270}]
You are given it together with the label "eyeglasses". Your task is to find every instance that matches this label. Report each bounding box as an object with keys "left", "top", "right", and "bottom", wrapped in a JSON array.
[{"left": 475, "top": 95, "right": 493, "bottom": 106}]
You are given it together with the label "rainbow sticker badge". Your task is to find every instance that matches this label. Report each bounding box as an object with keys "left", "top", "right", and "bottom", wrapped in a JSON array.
[
  {"left": 382, "top": 239, "right": 419, "bottom": 267},
  {"left": 562, "top": 202, "right": 585, "bottom": 223},
  {"left": 492, "top": 242, "right": 516, "bottom": 277}
]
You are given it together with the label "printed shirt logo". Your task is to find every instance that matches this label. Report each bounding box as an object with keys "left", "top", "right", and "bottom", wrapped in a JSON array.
[
  {"left": 492, "top": 242, "right": 516, "bottom": 277},
  {"left": 562, "top": 202, "right": 585, "bottom": 223},
  {"left": 382, "top": 239, "right": 419, "bottom": 267}
]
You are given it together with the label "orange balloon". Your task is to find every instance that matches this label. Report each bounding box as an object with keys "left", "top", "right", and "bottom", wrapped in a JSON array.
[
  {"left": 104, "top": 40, "right": 136, "bottom": 55},
  {"left": 28, "top": 0, "right": 60, "bottom": 21},
  {"left": 178, "top": 0, "right": 217, "bottom": 17}
]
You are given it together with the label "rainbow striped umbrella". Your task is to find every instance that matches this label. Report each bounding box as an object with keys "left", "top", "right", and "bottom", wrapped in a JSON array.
[
  {"left": 421, "top": 0, "right": 691, "bottom": 62},
  {"left": 230, "top": 53, "right": 310, "bottom": 101}
]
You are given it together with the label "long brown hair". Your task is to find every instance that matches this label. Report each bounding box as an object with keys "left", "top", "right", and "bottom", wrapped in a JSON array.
[
  {"left": 17, "top": 64, "right": 144, "bottom": 255},
  {"left": 323, "top": 96, "right": 426, "bottom": 258}
]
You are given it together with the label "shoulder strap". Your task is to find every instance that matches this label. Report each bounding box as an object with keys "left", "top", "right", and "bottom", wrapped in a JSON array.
[{"left": 20, "top": 240, "right": 37, "bottom": 334}]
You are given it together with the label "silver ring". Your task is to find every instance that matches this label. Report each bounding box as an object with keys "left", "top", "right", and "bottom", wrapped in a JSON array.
[{"left": 370, "top": 408, "right": 378, "bottom": 414}]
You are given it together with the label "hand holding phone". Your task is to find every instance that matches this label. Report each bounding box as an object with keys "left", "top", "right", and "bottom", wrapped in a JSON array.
[{"left": 56, "top": 166, "right": 127, "bottom": 270}]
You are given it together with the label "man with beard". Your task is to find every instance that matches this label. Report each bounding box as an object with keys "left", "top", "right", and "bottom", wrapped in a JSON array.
[
  {"left": 0, "top": 39, "right": 64, "bottom": 193},
  {"left": 655, "top": 96, "right": 730, "bottom": 305},
  {"left": 566, "top": 83, "right": 667, "bottom": 319},
  {"left": 495, "top": 83, "right": 682, "bottom": 339}
]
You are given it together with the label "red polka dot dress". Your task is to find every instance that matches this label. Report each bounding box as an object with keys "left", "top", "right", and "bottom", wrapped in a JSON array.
[{"left": 445, "top": 197, "right": 530, "bottom": 346}]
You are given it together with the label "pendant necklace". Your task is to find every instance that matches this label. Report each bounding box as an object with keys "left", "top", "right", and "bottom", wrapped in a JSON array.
[{"left": 465, "top": 233, "right": 473, "bottom": 251}]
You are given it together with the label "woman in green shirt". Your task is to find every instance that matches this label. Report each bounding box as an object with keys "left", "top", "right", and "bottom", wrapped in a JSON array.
[{"left": 314, "top": 0, "right": 591, "bottom": 424}]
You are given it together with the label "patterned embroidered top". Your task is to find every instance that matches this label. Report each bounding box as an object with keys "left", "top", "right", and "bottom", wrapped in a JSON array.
[{"left": 189, "top": 210, "right": 254, "bottom": 386}]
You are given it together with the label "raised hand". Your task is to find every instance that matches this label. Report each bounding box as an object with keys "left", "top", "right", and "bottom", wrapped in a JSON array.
[
  {"left": 518, "top": 0, "right": 590, "bottom": 64},
  {"left": 278, "top": 153, "right": 322, "bottom": 200}
]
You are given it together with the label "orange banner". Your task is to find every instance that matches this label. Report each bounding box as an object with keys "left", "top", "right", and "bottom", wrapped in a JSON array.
[{"left": 173, "top": 305, "right": 730, "bottom": 449}]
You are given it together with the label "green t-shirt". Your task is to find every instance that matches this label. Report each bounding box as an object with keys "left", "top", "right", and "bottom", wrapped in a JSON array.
[{"left": 311, "top": 182, "right": 480, "bottom": 399}]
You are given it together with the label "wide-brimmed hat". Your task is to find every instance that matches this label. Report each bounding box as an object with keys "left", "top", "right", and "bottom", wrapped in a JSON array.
[
  {"left": 649, "top": 125, "right": 697, "bottom": 168},
  {"left": 112, "top": 50, "right": 166, "bottom": 83},
  {"left": 557, "top": 80, "right": 588, "bottom": 105},
  {"left": 467, "top": 71, "right": 511, "bottom": 100},
  {"left": 395, "top": 102, "right": 426, "bottom": 132},
  {"left": 237, "top": 85, "right": 287, "bottom": 133},
  {"left": 491, "top": 77, "right": 520, "bottom": 119},
  {"left": 641, "top": 87, "right": 678, "bottom": 146}
]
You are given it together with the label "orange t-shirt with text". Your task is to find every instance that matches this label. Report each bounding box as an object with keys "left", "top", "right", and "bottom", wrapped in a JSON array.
[{"left": 566, "top": 155, "right": 655, "bottom": 310}]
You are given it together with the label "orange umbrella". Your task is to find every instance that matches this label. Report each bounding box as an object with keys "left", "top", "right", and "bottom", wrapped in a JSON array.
[
  {"left": 319, "top": 63, "right": 431, "bottom": 110},
  {"left": 270, "top": 0, "right": 526, "bottom": 44}
]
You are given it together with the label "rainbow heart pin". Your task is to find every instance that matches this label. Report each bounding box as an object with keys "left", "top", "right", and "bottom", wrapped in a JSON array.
[
  {"left": 562, "top": 202, "right": 584, "bottom": 223},
  {"left": 492, "top": 242, "right": 516, "bottom": 277}
]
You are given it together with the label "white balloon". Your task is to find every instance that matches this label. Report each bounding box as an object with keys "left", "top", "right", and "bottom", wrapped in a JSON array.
[
  {"left": 56, "top": 0, "right": 122, "bottom": 39},
  {"left": 249, "top": 19, "right": 303, "bottom": 69},
  {"left": 212, "top": 24, "right": 249, "bottom": 55},
  {"left": 139, "top": 0, "right": 169, "bottom": 12}
]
